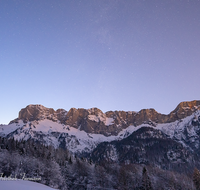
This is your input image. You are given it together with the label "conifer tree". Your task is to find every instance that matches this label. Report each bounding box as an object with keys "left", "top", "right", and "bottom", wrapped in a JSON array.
[
  {"left": 69, "top": 156, "right": 73, "bottom": 164},
  {"left": 193, "top": 168, "right": 200, "bottom": 190},
  {"left": 140, "top": 167, "right": 153, "bottom": 190}
]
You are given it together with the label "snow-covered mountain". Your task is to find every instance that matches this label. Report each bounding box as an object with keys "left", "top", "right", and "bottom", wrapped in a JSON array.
[{"left": 1, "top": 100, "right": 200, "bottom": 155}]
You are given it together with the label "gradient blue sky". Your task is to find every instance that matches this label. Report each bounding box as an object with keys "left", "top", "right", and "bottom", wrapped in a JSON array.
[{"left": 1, "top": 0, "right": 200, "bottom": 124}]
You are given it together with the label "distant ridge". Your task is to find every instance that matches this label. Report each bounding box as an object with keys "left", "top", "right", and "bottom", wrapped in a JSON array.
[{"left": 9, "top": 100, "right": 200, "bottom": 136}]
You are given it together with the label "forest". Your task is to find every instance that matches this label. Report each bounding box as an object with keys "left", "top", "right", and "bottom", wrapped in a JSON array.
[{"left": 0, "top": 137, "right": 199, "bottom": 190}]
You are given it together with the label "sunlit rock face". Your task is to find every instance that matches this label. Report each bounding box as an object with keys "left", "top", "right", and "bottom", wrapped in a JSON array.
[
  {"left": 167, "top": 100, "right": 200, "bottom": 122},
  {"left": 9, "top": 100, "right": 200, "bottom": 136},
  {"left": 10, "top": 105, "right": 67, "bottom": 124},
  {"left": 18, "top": 105, "right": 55, "bottom": 121},
  {"left": 127, "top": 100, "right": 200, "bottom": 126}
]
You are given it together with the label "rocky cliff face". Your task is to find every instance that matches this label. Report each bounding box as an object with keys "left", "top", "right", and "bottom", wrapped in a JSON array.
[
  {"left": 10, "top": 104, "right": 67, "bottom": 123},
  {"left": 9, "top": 100, "right": 200, "bottom": 136}
]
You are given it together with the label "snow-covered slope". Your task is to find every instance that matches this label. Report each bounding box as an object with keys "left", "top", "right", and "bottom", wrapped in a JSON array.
[
  {"left": 0, "top": 119, "right": 122, "bottom": 153},
  {"left": 157, "top": 109, "right": 200, "bottom": 151},
  {"left": 0, "top": 180, "right": 56, "bottom": 190},
  {"left": 1, "top": 109, "right": 200, "bottom": 154}
]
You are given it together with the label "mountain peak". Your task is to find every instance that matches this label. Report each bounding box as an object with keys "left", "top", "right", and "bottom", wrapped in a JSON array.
[
  {"left": 173, "top": 100, "right": 200, "bottom": 112},
  {"left": 168, "top": 100, "right": 200, "bottom": 121},
  {"left": 18, "top": 104, "right": 55, "bottom": 122}
]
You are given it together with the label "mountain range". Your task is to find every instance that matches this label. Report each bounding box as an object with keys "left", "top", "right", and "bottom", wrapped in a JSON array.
[{"left": 1, "top": 100, "right": 200, "bottom": 172}]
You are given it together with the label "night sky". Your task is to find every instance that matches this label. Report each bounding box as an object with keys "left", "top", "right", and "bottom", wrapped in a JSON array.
[{"left": 1, "top": 0, "right": 200, "bottom": 124}]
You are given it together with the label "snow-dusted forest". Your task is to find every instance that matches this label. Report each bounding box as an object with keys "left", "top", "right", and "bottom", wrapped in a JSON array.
[{"left": 0, "top": 137, "right": 199, "bottom": 190}]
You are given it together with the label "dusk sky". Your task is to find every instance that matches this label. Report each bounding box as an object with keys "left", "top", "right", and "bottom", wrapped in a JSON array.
[{"left": 1, "top": 0, "right": 200, "bottom": 124}]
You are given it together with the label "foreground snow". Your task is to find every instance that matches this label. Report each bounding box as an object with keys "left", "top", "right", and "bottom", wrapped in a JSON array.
[{"left": 0, "top": 180, "right": 57, "bottom": 190}]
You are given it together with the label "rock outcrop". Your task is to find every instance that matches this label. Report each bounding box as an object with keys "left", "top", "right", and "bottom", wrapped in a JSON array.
[{"left": 9, "top": 100, "right": 200, "bottom": 136}]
